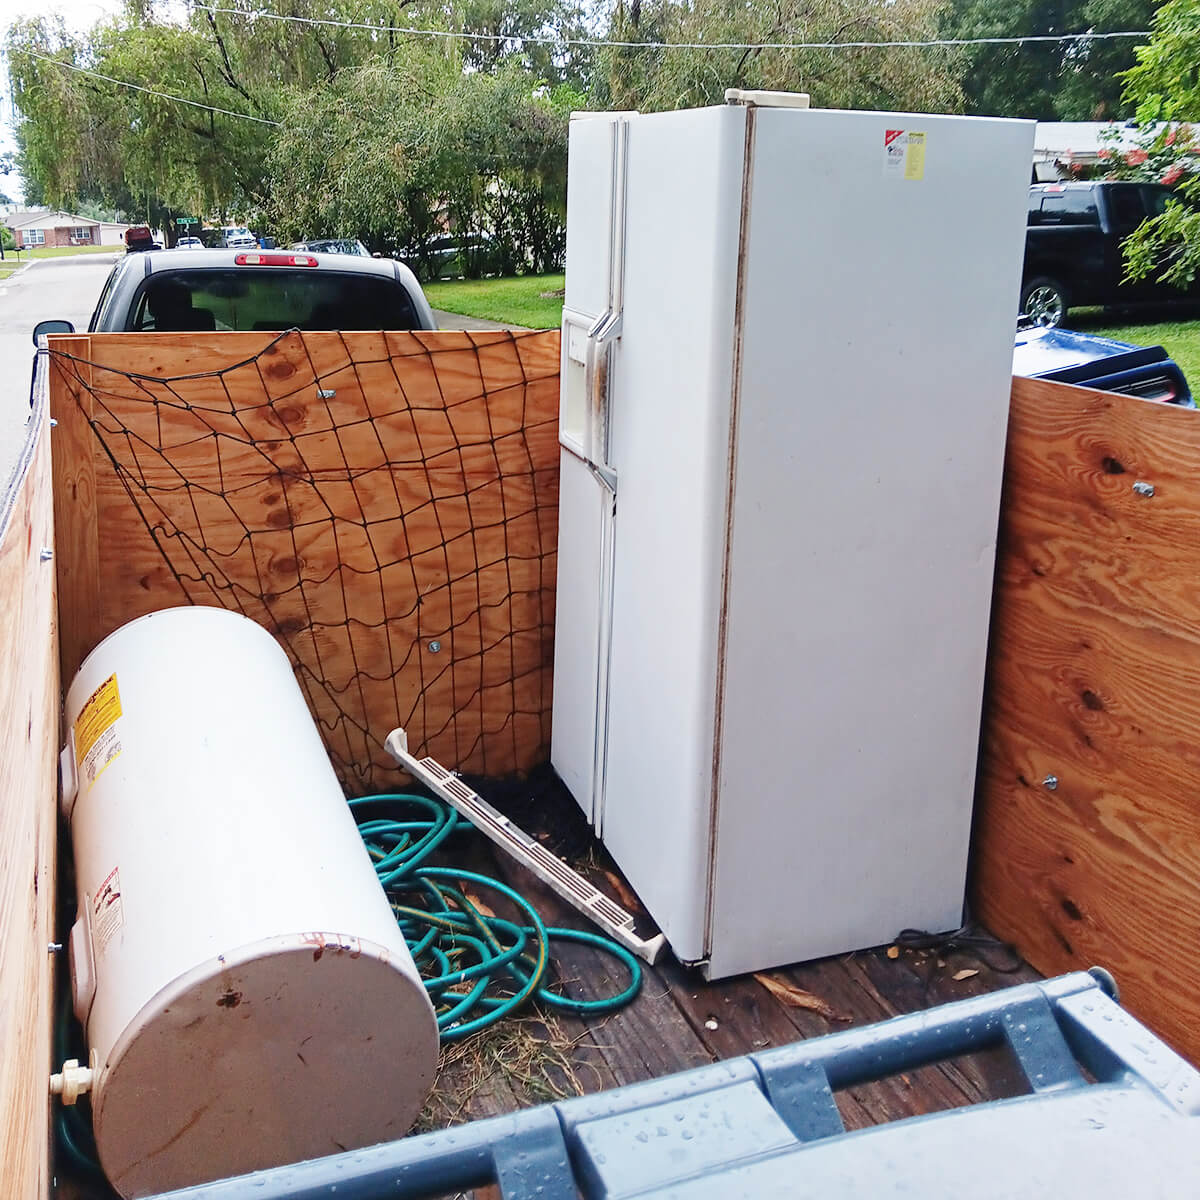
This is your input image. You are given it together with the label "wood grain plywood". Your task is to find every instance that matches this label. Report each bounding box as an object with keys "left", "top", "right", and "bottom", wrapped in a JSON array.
[
  {"left": 0, "top": 388, "right": 59, "bottom": 1200},
  {"left": 973, "top": 374, "right": 1200, "bottom": 1063},
  {"left": 49, "top": 330, "right": 560, "bottom": 788}
]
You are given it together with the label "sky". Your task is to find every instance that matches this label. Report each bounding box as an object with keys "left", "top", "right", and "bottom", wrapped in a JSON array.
[{"left": 0, "top": 0, "right": 127, "bottom": 202}]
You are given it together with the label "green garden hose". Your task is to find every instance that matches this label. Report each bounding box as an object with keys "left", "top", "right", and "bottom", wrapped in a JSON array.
[{"left": 351, "top": 793, "right": 642, "bottom": 1041}]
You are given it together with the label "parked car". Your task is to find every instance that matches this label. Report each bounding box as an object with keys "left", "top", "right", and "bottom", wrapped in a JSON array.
[
  {"left": 219, "top": 225, "right": 258, "bottom": 249},
  {"left": 1022, "top": 180, "right": 1200, "bottom": 327},
  {"left": 1013, "top": 320, "right": 1194, "bottom": 407},
  {"left": 290, "top": 238, "right": 371, "bottom": 257},
  {"left": 176, "top": 237, "right": 204, "bottom": 250},
  {"left": 403, "top": 233, "right": 499, "bottom": 281},
  {"left": 34, "top": 248, "right": 436, "bottom": 337}
]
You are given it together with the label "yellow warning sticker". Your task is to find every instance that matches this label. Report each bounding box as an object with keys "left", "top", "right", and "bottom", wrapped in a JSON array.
[
  {"left": 884, "top": 129, "right": 927, "bottom": 181},
  {"left": 904, "top": 131, "right": 926, "bottom": 181},
  {"left": 74, "top": 674, "right": 123, "bottom": 789}
]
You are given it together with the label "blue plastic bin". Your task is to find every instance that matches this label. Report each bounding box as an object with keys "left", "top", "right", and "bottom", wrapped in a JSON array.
[{"left": 147, "top": 970, "right": 1200, "bottom": 1198}]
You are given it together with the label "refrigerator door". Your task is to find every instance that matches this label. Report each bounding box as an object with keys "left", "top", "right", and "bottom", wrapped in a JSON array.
[
  {"left": 598, "top": 106, "right": 747, "bottom": 962},
  {"left": 551, "top": 113, "right": 629, "bottom": 824},
  {"left": 705, "top": 108, "right": 1035, "bottom": 978},
  {"left": 551, "top": 453, "right": 615, "bottom": 823}
]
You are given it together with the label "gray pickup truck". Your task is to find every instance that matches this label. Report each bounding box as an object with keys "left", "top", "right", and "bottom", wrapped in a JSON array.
[{"left": 35, "top": 248, "right": 437, "bottom": 339}]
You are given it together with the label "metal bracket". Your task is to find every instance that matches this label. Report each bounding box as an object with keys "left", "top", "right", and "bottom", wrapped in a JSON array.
[{"left": 384, "top": 727, "right": 666, "bottom": 964}]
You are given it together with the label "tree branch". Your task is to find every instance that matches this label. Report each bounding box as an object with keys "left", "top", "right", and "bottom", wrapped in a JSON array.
[
  {"left": 204, "top": 10, "right": 256, "bottom": 106},
  {"left": 190, "top": 58, "right": 215, "bottom": 139},
  {"left": 313, "top": 31, "right": 338, "bottom": 81}
]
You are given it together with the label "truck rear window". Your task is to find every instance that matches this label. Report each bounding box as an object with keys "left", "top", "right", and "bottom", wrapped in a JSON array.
[
  {"left": 1033, "top": 191, "right": 1098, "bottom": 226},
  {"left": 128, "top": 269, "right": 418, "bottom": 332}
]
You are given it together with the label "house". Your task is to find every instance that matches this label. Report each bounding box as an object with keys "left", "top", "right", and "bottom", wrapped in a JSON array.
[
  {"left": 98, "top": 221, "right": 131, "bottom": 246},
  {"left": 1032, "top": 121, "right": 1182, "bottom": 180},
  {"left": 5, "top": 208, "right": 101, "bottom": 249}
]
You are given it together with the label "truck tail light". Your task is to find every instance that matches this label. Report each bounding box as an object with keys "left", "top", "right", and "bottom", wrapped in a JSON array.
[
  {"left": 235, "top": 253, "right": 318, "bottom": 267},
  {"left": 1123, "top": 377, "right": 1179, "bottom": 404}
]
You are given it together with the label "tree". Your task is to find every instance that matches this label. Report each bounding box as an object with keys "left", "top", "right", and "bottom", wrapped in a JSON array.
[
  {"left": 1096, "top": 1, "right": 1200, "bottom": 291},
  {"left": 1120, "top": 0, "right": 1200, "bottom": 121},
  {"left": 6, "top": 13, "right": 278, "bottom": 222},
  {"left": 7, "top": 0, "right": 586, "bottom": 252},
  {"left": 940, "top": 0, "right": 1159, "bottom": 120},
  {"left": 596, "top": 0, "right": 963, "bottom": 114},
  {"left": 266, "top": 58, "right": 569, "bottom": 272}
]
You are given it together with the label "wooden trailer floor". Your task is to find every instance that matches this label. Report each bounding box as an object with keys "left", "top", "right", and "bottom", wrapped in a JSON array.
[
  {"left": 420, "top": 767, "right": 1042, "bottom": 1138},
  {"left": 56, "top": 770, "right": 1040, "bottom": 1198}
]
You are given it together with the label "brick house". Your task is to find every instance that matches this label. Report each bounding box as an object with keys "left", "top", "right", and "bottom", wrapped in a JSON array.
[{"left": 6, "top": 209, "right": 102, "bottom": 249}]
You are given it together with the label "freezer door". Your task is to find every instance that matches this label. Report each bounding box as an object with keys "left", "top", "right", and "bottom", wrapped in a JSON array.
[
  {"left": 552, "top": 113, "right": 630, "bottom": 825},
  {"left": 550, "top": 452, "right": 615, "bottom": 824},
  {"left": 706, "top": 107, "right": 1035, "bottom": 978},
  {"left": 561, "top": 114, "right": 630, "bottom": 467}
]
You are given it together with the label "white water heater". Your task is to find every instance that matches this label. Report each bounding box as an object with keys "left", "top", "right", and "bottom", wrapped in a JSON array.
[{"left": 61, "top": 607, "right": 438, "bottom": 1197}]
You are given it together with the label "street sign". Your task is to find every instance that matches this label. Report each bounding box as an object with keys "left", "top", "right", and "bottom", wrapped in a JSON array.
[{"left": 177, "top": 217, "right": 198, "bottom": 225}]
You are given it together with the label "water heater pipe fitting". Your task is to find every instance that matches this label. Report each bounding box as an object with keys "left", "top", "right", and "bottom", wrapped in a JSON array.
[{"left": 50, "top": 1050, "right": 98, "bottom": 1105}]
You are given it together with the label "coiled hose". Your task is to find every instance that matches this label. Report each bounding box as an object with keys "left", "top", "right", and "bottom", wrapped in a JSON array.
[{"left": 351, "top": 792, "right": 642, "bottom": 1042}]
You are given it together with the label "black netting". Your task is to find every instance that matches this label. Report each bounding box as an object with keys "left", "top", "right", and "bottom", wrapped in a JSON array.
[{"left": 51, "top": 329, "right": 560, "bottom": 788}]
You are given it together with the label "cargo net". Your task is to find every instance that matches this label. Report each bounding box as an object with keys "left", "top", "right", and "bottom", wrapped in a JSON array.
[{"left": 51, "top": 329, "right": 561, "bottom": 789}]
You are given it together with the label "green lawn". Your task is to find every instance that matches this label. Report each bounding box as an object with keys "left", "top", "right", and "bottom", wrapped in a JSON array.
[
  {"left": 19, "top": 243, "right": 117, "bottom": 259},
  {"left": 1069, "top": 309, "right": 1200, "bottom": 388},
  {"left": 424, "top": 274, "right": 564, "bottom": 330}
]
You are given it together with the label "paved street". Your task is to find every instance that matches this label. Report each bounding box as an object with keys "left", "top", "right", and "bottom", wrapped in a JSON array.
[{"left": 0, "top": 252, "right": 118, "bottom": 494}]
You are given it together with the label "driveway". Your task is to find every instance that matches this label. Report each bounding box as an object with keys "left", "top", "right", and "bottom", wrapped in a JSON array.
[{"left": 433, "top": 309, "right": 521, "bottom": 331}]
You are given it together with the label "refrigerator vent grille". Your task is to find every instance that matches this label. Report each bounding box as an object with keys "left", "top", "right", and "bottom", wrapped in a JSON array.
[{"left": 403, "top": 750, "right": 643, "bottom": 938}]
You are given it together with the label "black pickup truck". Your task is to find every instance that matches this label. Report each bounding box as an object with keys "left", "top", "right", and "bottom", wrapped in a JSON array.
[{"left": 1022, "top": 180, "right": 1199, "bottom": 327}]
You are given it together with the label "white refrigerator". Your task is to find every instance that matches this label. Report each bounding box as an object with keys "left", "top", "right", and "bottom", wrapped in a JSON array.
[{"left": 551, "top": 98, "right": 1034, "bottom": 979}]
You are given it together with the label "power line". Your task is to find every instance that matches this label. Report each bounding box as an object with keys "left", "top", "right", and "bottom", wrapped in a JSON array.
[
  {"left": 26, "top": 49, "right": 283, "bottom": 126},
  {"left": 192, "top": 5, "right": 1151, "bottom": 53}
]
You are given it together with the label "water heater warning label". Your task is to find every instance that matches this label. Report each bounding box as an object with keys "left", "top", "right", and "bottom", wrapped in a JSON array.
[
  {"left": 74, "top": 673, "right": 123, "bottom": 788},
  {"left": 883, "top": 129, "right": 926, "bottom": 180},
  {"left": 93, "top": 866, "right": 124, "bottom": 953}
]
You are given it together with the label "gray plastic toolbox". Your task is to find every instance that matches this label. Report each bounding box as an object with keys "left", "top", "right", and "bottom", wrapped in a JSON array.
[{"left": 149, "top": 970, "right": 1200, "bottom": 1198}]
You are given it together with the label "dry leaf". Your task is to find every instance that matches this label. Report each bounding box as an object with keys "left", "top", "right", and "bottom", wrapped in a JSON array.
[
  {"left": 601, "top": 869, "right": 642, "bottom": 913},
  {"left": 754, "top": 973, "right": 850, "bottom": 1022},
  {"left": 463, "top": 892, "right": 496, "bottom": 918},
  {"left": 886, "top": 946, "right": 900, "bottom": 960},
  {"left": 952, "top": 969, "right": 979, "bottom": 981}
]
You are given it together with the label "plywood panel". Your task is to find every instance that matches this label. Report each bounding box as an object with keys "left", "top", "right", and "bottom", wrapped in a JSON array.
[
  {"left": 973, "top": 375, "right": 1200, "bottom": 1064},
  {"left": 50, "top": 337, "right": 102, "bottom": 689},
  {"left": 49, "top": 330, "right": 560, "bottom": 787},
  {"left": 0, "top": 383, "right": 60, "bottom": 1199}
]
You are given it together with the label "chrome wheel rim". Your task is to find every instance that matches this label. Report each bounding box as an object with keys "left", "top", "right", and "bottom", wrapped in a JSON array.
[{"left": 1026, "top": 285, "right": 1064, "bottom": 327}]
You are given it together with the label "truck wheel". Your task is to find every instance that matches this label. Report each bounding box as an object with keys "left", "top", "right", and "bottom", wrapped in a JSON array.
[{"left": 1021, "top": 277, "right": 1068, "bottom": 328}]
